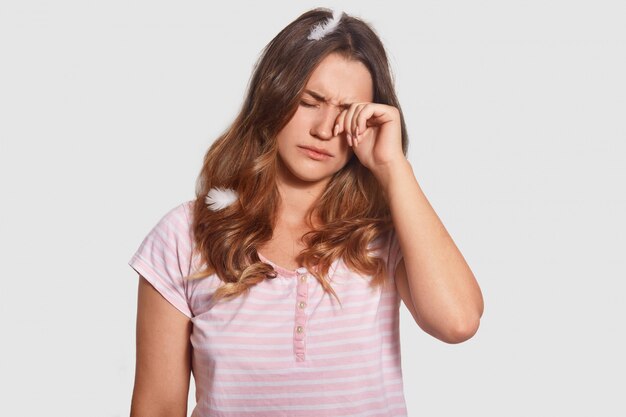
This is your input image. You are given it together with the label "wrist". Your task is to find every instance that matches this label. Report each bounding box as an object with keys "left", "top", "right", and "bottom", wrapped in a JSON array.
[{"left": 373, "top": 157, "right": 413, "bottom": 190}]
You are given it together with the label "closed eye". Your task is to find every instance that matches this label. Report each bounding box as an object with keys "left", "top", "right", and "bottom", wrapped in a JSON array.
[{"left": 300, "top": 101, "right": 317, "bottom": 108}]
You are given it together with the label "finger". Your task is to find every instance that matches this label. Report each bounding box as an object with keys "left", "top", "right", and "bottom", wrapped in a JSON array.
[
  {"left": 355, "top": 104, "right": 372, "bottom": 137},
  {"left": 333, "top": 109, "right": 345, "bottom": 136},
  {"left": 334, "top": 109, "right": 350, "bottom": 146},
  {"left": 343, "top": 104, "right": 359, "bottom": 147},
  {"left": 352, "top": 103, "right": 368, "bottom": 144},
  {"left": 351, "top": 104, "right": 365, "bottom": 136},
  {"left": 354, "top": 104, "right": 370, "bottom": 147}
]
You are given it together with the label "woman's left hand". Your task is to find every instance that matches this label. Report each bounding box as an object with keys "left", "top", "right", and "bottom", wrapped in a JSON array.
[{"left": 334, "top": 102, "right": 405, "bottom": 175}]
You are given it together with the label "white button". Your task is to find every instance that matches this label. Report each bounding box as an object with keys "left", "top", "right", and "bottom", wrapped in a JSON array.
[
  {"left": 296, "top": 267, "right": 308, "bottom": 274},
  {"left": 299, "top": 301, "right": 306, "bottom": 309},
  {"left": 296, "top": 326, "right": 303, "bottom": 333},
  {"left": 300, "top": 275, "right": 307, "bottom": 282}
]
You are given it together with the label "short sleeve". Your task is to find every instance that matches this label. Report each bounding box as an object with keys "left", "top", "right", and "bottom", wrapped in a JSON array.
[
  {"left": 386, "top": 228, "right": 404, "bottom": 281},
  {"left": 128, "top": 201, "right": 194, "bottom": 318}
]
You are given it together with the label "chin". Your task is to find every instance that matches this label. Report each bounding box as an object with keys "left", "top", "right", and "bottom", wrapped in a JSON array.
[
  {"left": 292, "top": 170, "right": 334, "bottom": 184},
  {"left": 280, "top": 162, "right": 333, "bottom": 184}
]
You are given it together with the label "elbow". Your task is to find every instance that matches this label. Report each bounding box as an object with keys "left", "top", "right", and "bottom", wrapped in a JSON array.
[
  {"left": 443, "top": 288, "right": 484, "bottom": 344},
  {"left": 441, "top": 315, "right": 481, "bottom": 344}
]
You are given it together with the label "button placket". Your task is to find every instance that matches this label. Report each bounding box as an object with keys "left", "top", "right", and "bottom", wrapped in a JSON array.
[{"left": 294, "top": 267, "right": 309, "bottom": 363}]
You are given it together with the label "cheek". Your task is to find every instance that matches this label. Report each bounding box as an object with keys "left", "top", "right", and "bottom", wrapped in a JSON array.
[
  {"left": 338, "top": 144, "right": 354, "bottom": 163},
  {"left": 331, "top": 151, "right": 353, "bottom": 173},
  {"left": 282, "top": 113, "right": 306, "bottom": 134},
  {"left": 275, "top": 130, "right": 293, "bottom": 153},
  {"left": 276, "top": 121, "right": 302, "bottom": 148}
]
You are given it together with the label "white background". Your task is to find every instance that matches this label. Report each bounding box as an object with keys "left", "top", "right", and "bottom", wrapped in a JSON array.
[{"left": 1, "top": 1, "right": 625, "bottom": 416}]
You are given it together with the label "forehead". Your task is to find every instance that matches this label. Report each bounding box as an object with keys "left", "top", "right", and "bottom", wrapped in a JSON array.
[{"left": 304, "top": 53, "right": 374, "bottom": 106}]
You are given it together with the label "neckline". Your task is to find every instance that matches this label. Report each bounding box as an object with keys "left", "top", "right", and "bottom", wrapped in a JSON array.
[
  {"left": 257, "top": 252, "right": 308, "bottom": 277},
  {"left": 257, "top": 252, "right": 342, "bottom": 281}
]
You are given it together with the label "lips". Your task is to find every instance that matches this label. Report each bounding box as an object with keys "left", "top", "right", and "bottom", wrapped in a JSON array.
[
  {"left": 298, "top": 146, "right": 333, "bottom": 157},
  {"left": 297, "top": 145, "right": 333, "bottom": 161}
]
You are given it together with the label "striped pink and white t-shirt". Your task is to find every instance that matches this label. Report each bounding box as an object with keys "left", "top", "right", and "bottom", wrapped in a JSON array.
[{"left": 128, "top": 200, "right": 408, "bottom": 417}]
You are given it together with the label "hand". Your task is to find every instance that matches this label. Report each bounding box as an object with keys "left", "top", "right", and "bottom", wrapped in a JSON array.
[{"left": 333, "top": 102, "right": 405, "bottom": 175}]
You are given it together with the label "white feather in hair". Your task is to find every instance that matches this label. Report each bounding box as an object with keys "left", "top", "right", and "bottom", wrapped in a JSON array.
[
  {"left": 205, "top": 187, "right": 238, "bottom": 211},
  {"left": 307, "top": 9, "right": 343, "bottom": 41}
]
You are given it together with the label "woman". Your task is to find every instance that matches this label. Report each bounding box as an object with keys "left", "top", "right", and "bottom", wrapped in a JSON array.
[{"left": 129, "top": 8, "right": 483, "bottom": 417}]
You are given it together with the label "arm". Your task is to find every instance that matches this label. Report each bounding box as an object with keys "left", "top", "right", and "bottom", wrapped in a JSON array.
[
  {"left": 130, "top": 276, "right": 192, "bottom": 417},
  {"left": 377, "top": 160, "right": 484, "bottom": 344},
  {"left": 337, "top": 102, "right": 483, "bottom": 344}
]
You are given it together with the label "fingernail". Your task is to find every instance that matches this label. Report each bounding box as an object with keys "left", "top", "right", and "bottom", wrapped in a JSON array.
[
  {"left": 333, "top": 124, "right": 338, "bottom": 136},
  {"left": 347, "top": 133, "right": 352, "bottom": 143}
]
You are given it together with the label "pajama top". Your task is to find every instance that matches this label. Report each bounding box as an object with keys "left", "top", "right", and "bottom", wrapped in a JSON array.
[{"left": 128, "top": 200, "right": 409, "bottom": 417}]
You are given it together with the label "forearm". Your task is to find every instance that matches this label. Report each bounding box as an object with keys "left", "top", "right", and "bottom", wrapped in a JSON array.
[{"left": 375, "top": 159, "right": 484, "bottom": 338}]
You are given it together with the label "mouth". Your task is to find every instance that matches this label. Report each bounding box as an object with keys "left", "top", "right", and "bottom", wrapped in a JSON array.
[{"left": 298, "top": 146, "right": 333, "bottom": 160}]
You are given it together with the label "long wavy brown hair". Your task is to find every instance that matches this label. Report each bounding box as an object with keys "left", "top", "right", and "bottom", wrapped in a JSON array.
[{"left": 185, "top": 8, "right": 409, "bottom": 307}]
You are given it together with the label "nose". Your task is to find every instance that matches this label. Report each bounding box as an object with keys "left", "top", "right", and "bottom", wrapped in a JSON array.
[{"left": 310, "top": 106, "right": 340, "bottom": 141}]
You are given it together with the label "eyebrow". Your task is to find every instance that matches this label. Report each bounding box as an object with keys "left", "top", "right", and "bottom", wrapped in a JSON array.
[{"left": 303, "top": 89, "right": 353, "bottom": 110}]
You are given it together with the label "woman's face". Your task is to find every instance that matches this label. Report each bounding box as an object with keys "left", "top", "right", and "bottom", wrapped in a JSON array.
[{"left": 275, "top": 52, "right": 374, "bottom": 188}]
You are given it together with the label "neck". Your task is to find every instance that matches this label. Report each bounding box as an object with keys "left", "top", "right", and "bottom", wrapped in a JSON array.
[{"left": 275, "top": 166, "right": 327, "bottom": 228}]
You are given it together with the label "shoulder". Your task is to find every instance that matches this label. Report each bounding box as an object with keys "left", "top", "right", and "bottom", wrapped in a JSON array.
[
  {"left": 369, "top": 229, "right": 403, "bottom": 279},
  {"left": 156, "top": 199, "right": 195, "bottom": 232},
  {"left": 134, "top": 199, "right": 197, "bottom": 260},
  {"left": 367, "top": 229, "right": 397, "bottom": 257},
  {"left": 170, "top": 199, "right": 195, "bottom": 221}
]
